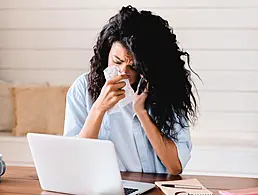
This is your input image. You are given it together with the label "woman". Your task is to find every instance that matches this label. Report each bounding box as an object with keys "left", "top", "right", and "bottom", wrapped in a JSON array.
[{"left": 64, "top": 5, "right": 198, "bottom": 175}]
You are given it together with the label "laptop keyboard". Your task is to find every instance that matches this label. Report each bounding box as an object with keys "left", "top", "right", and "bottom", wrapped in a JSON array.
[{"left": 124, "top": 187, "right": 138, "bottom": 195}]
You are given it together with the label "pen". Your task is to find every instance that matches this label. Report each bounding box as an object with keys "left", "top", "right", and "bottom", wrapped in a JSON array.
[{"left": 161, "top": 184, "right": 203, "bottom": 190}]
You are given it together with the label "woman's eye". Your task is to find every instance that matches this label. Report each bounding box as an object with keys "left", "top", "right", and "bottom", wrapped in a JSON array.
[
  {"left": 113, "top": 60, "right": 122, "bottom": 64},
  {"left": 131, "top": 64, "right": 137, "bottom": 70}
]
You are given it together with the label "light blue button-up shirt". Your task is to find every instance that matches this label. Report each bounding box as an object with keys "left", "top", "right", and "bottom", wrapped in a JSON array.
[{"left": 64, "top": 73, "right": 192, "bottom": 173}]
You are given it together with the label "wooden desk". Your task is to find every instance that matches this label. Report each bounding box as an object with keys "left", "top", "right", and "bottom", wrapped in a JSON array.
[{"left": 1, "top": 166, "right": 258, "bottom": 195}]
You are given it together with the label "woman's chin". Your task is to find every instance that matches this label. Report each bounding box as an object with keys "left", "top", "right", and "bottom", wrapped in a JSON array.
[{"left": 128, "top": 77, "right": 134, "bottom": 84}]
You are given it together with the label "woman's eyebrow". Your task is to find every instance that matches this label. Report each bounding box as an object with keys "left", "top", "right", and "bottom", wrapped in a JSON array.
[{"left": 114, "top": 55, "right": 125, "bottom": 62}]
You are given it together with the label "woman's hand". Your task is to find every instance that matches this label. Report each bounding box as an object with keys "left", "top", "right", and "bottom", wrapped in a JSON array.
[{"left": 93, "top": 74, "right": 128, "bottom": 113}]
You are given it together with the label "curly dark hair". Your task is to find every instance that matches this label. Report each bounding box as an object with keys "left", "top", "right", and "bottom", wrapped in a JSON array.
[{"left": 88, "top": 5, "right": 199, "bottom": 140}]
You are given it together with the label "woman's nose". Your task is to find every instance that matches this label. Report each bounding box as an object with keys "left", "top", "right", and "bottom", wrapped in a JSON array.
[{"left": 119, "top": 63, "right": 129, "bottom": 74}]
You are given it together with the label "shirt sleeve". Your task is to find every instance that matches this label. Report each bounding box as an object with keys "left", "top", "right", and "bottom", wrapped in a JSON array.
[
  {"left": 154, "top": 116, "right": 192, "bottom": 173},
  {"left": 63, "top": 74, "right": 88, "bottom": 137},
  {"left": 173, "top": 120, "right": 192, "bottom": 171}
]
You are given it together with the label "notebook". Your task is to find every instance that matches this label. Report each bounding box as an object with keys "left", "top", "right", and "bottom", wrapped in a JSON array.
[
  {"left": 155, "top": 178, "right": 213, "bottom": 195},
  {"left": 219, "top": 187, "right": 258, "bottom": 195}
]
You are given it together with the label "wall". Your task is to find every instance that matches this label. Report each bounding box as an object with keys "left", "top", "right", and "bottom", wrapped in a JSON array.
[{"left": 0, "top": 0, "right": 257, "bottom": 177}]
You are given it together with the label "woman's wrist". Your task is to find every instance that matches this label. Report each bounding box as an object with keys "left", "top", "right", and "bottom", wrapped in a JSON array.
[
  {"left": 92, "top": 101, "right": 107, "bottom": 115},
  {"left": 79, "top": 104, "right": 105, "bottom": 139},
  {"left": 135, "top": 109, "right": 148, "bottom": 117}
]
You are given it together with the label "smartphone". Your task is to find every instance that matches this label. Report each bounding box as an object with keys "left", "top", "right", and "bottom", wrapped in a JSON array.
[{"left": 137, "top": 77, "right": 148, "bottom": 95}]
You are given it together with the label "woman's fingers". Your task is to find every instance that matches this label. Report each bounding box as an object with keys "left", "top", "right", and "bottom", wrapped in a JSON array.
[
  {"left": 105, "top": 81, "right": 126, "bottom": 93},
  {"left": 112, "top": 89, "right": 125, "bottom": 96},
  {"left": 108, "top": 74, "right": 128, "bottom": 84},
  {"left": 111, "top": 93, "right": 126, "bottom": 104},
  {"left": 113, "top": 81, "right": 126, "bottom": 89}
]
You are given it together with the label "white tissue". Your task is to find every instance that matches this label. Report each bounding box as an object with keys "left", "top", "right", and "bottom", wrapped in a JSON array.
[
  {"left": 103, "top": 65, "right": 119, "bottom": 81},
  {"left": 103, "top": 66, "right": 135, "bottom": 114}
]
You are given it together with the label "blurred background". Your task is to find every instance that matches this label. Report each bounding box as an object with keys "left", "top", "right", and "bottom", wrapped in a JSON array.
[{"left": 0, "top": 0, "right": 257, "bottom": 178}]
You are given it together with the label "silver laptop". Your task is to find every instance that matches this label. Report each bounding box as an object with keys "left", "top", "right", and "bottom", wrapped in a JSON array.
[{"left": 27, "top": 133, "right": 155, "bottom": 195}]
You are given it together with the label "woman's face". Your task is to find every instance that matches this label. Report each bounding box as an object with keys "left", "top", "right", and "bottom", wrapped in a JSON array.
[{"left": 108, "top": 42, "right": 138, "bottom": 85}]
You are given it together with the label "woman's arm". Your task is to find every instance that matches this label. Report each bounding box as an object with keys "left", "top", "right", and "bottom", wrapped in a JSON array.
[
  {"left": 78, "top": 74, "right": 128, "bottom": 139},
  {"left": 64, "top": 73, "right": 128, "bottom": 138},
  {"left": 78, "top": 105, "right": 105, "bottom": 139},
  {"left": 133, "top": 83, "right": 190, "bottom": 175},
  {"left": 136, "top": 110, "right": 182, "bottom": 175}
]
